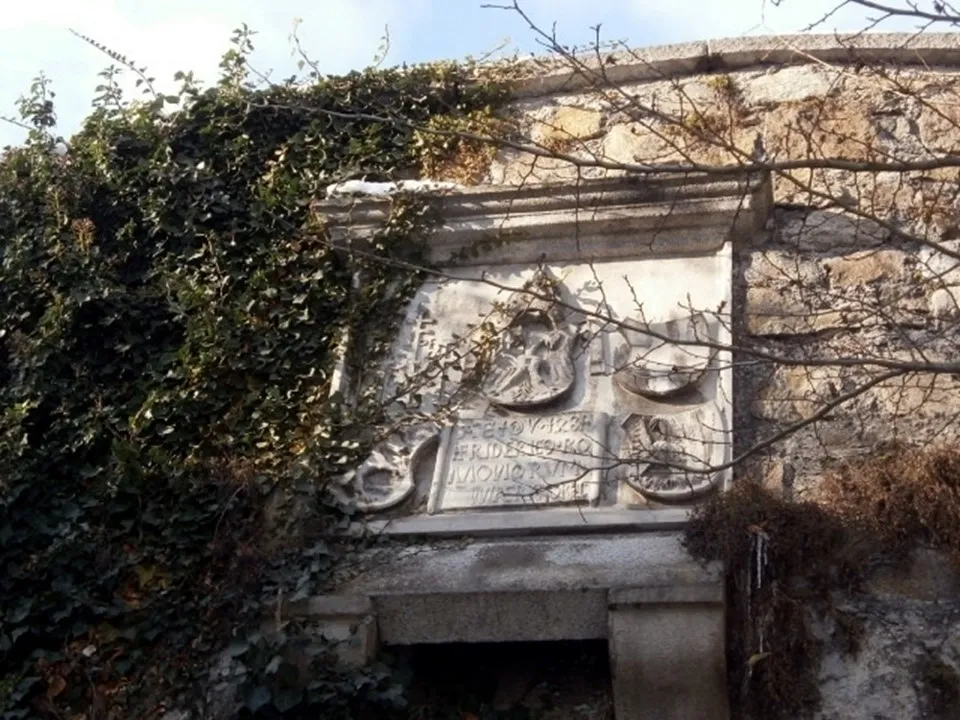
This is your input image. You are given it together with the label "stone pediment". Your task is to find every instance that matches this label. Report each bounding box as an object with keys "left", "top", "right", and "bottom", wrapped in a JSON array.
[{"left": 318, "top": 172, "right": 771, "bottom": 265}]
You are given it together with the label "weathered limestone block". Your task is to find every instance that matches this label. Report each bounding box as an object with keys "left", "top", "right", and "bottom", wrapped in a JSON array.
[
  {"left": 746, "top": 286, "right": 845, "bottom": 336},
  {"left": 875, "top": 373, "right": 960, "bottom": 416},
  {"left": 534, "top": 105, "right": 604, "bottom": 145},
  {"left": 776, "top": 209, "right": 889, "bottom": 252},
  {"left": 609, "top": 585, "right": 728, "bottom": 720},
  {"left": 487, "top": 146, "right": 606, "bottom": 185},
  {"left": 929, "top": 285, "right": 960, "bottom": 317},
  {"left": 918, "top": 239, "right": 960, "bottom": 286},
  {"left": 600, "top": 122, "right": 681, "bottom": 165},
  {"left": 763, "top": 96, "right": 879, "bottom": 163},
  {"left": 824, "top": 249, "right": 909, "bottom": 287},
  {"left": 739, "top": 65, "right": 838, "bottom": 105},
  {"left": 759, "top": 456, "right": 796, "bottom": 497},
  {"left": 916, "top": 86, "right": 960, "bottom": 152},
  {"left": 752, "top": 365, "right": 846, "bottom": 423},
  {"left": 744, "top": 250, "right": 826, "bottom": 288}
]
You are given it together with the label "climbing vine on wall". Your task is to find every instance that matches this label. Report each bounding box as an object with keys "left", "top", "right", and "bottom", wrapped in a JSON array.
[{"left": 0, "top": 27, "right": 506, "bottom": 719}]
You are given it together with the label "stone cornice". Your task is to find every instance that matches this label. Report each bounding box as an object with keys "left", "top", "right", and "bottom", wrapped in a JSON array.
[
  {"left": 314, "top": 172, "right": 772, "bottom": 266},
  {"left": 508, "top": 32, "right": 960, "bottom": 98}
]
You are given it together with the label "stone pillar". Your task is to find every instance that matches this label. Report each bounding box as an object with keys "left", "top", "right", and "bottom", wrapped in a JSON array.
[
  {"left": 279, "top": 594, "right": 379, "bottom": 668},
  {"left": 608, "top": 585, "right": 728, "bottom": 720}
]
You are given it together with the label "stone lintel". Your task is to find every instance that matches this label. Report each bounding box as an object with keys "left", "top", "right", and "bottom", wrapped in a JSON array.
[
  {"left": 610, "top": 583, "right": 725, "bottom": 606},
  {"left": 314, "top": 173, "right": 772, "bottom": 266},
  {"left": 376, "top": 590, "right": 609, "bottom": 644}
]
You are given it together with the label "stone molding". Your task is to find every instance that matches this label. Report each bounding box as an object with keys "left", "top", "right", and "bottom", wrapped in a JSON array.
[
  {"left": 315, "top": 172, "right": 772, "bottom": 266},
  {"left": 363, "top": 507, "right": 691, "bottom": 538},
  {"left": 509, "top": 32, "right": 960, "bottom": 98}
]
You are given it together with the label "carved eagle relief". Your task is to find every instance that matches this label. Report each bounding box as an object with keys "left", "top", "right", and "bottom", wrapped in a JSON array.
[{"left": 480, "top": 269, "right": 577, "bottom": 410}]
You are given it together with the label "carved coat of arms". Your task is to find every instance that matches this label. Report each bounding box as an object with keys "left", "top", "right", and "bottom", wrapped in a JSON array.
[
  {"left": 622, "top": 408, "right": 725, "bottom": 501},
  {"left": 480, "top": 269, "right": 577, "bottom": 410}
]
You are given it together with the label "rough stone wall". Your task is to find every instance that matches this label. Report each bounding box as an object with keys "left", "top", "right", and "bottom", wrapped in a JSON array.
[
  {"left": 482, "top": 47, "right": 960, "bottom": 494},
  {"left": 473, "top": 39, "right": 960, "bottom": 719}
]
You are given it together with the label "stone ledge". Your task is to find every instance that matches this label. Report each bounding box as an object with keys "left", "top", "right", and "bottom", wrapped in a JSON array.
[
  {"left": 361, "top": 507, "right": 691, "bottom": 538},
  {"left": 284, "top": 594, "right": 374, "bottom": 617},
  {"left": 295, "top": 534, "right": 722, "bottom": 646},
  {"left": 338, "top": 533, "right": 721, "bottom": 596},
  {"left": 510, "top": 32, "right": 960, "bottom": 97}
]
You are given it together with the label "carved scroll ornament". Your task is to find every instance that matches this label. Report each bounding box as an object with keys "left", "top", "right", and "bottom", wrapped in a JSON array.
[{"left": 333, "top": 424, "right": 438, "bottom": 512}]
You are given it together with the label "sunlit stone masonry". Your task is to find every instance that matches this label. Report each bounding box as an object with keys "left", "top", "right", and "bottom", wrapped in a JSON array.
[
  {"left": 307, "top": 172, "right": 771, "bottom": 720},
  {"left": 291, "top": 32, "right": 960, "bottom": 720}
]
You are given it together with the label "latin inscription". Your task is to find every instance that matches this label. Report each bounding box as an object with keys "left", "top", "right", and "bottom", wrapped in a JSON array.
[{"left": 434, "top": 412, "right": 608, "bottom": 511}]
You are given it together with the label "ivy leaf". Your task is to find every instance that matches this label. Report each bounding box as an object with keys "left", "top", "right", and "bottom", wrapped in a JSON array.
[
  {"left": 226, "top": 639, "right": 250, "bottom": 658},
  {"left": 273, "top": 687, "right": 303, "bottom": 713},
  {"left": 246, "top": 685, "right": 271, "bottom": 712}
]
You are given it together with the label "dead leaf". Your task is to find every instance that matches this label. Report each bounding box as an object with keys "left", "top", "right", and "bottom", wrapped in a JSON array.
[{"left": 46, "top": 675, "right": 67, "bottom": 700}]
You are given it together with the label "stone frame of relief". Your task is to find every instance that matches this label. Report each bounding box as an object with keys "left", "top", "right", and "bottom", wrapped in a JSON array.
[{"left": 319, "top": 173, "right": 772, "bottom": 536}]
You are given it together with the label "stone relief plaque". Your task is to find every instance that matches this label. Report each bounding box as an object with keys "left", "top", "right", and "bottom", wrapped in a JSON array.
[
  {"left": 342, "top": 250, "right": 733, "bottom": 519},
  {"left": 428, "top": 412, "right": 609, "bottom": 512}
]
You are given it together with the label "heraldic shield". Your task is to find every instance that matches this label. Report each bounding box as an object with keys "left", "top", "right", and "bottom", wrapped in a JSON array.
[
  {"left": 621, "top": 406, "right": 726, "bottom": 501},
  {"left": 480, "top": 269, "right": 577, "bottom": 410}
]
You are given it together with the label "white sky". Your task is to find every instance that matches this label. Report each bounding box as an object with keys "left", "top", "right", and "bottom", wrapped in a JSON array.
[{"left": 0, "top": 0, "right": 934, "bottom": 147}]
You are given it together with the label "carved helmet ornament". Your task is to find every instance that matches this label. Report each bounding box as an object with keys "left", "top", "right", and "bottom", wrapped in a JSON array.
[
  {"left": 613, "top": 312, "right": 717, "bottom": 400},
  {"left": 480, "top": 269, "right": 576, "bottom": 410}
]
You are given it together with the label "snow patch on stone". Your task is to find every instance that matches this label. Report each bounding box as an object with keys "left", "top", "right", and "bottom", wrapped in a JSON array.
[{"left": 325, "top": 180, "right": 463, "bottom": 198}]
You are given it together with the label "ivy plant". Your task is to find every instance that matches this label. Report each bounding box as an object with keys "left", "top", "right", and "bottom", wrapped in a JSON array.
[{"left": 0, "top": 27, "right": 504, "bottom": 719}]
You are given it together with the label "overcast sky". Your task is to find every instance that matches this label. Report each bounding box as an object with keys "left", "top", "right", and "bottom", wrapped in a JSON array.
[{"left": 0, "top": 0, "right": 930, "bottom": 147}]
